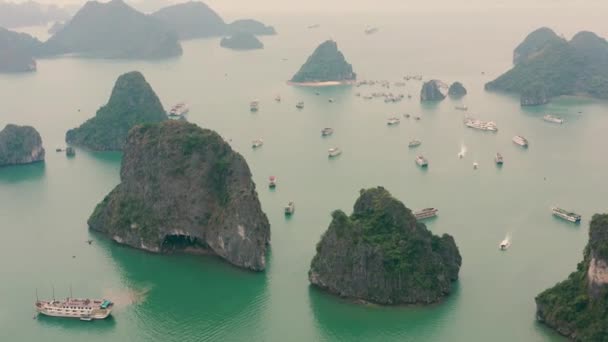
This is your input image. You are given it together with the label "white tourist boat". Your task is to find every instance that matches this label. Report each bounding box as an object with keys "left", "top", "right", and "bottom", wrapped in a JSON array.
[
  {"left": 252, "top": 139, "right": 263, "bottom": 148},
  {"left": 455, "top": 105, "right": 468, "bottom": 111},
  {"left": 285, "top": 201, "right": 295, "bottom": 215},
  {"left": 415, "top": 155, "right": 428, "bottom": 167},
  {"left": 473, "top": 162, "right": 479, "bottom": 169},
  {"left": 464, "top": 118, "right": 498, "bottom": 132},
  {"left": 409, "top": 139, "right": 422, "bottom": 148},
  {"left": 551, "top": 207, "right": 582, "bottom": 223},
  {"left": 321, "top": 128, "right": 334, "bottom": 136},
  {"left": 387, "top": 117, "right": 400, "bottom": 125},
  {"left": 168, "top": 102, "right": 189, "bottom": 118},
  {"left": 35, "top": 297, "right": 113, "bottom": 321},
  {"left": 512, "top": 135, "right": 529, "bottom": 147},
  {"left": 413, "top": 208, "right": 438, "bottom": 220},
  {"left": 499, "top": 238, "right": 511, "bottom": 251},
  {"left": 543, "top": 114, "right": 564, "bottom": 124},
  {"left": 495, "top": 153, "right": 504, "bottom": 165},
  {"left": 328, "top": 147, "right": 342, "bottom": 158}
]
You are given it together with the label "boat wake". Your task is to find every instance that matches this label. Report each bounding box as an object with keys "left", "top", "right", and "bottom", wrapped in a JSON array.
[
  {"left": 102, "top": 286, "right": 150, "bottom": 309},
  {"left": 458, "top": 143, "right": 467, "bottom": 159}
]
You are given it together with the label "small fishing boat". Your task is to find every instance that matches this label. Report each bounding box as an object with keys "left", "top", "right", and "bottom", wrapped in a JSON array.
[
  {"left": 328, "top": 147, "right": 342, "bottom": 158},
  {"left": 268, "top": 176, "right": 277, "bottom": 189},
  {"left": 495, "top": 153, "right": 504, "bottom": 165},
  {"left": 321, "top": 128, "right": 334, "bottom": 137},
  {"left": 250, "top": 100, "right": 259, "bottom": 112},
  {"left": 252, "top": 139, "right": 263, "bottom": 148},
  {"left": 543, "top": 114, "right": 564, "bottom": 124},
  {"left": 409, "top": 139, "right": 422, "bottom": 148},
  {"left": 285, "top": 201, "right": 295, "bottom": 215},
  {"left": 275, "top": 95, "right": 281, "bottom": 102},
  {"left": 296, "top": 101, "right": 305, "bottom": 109},
  {"left": 512, "top": 135, "right": 529, "bottom": 147},
  {"left": 415, "top": 155, "right": 428, "bottom": 167},
  {"left": 328, "top": 98, "right": 334, "bottom": 103},
  {"left": 499, "top": 238, "right": 511, "bottom": 251},
  {"left": 473, "top": 162, "right": 479, "bottom": 170},
  {"left": 387, "top": 117, "right": 400, "bottom": 126}
]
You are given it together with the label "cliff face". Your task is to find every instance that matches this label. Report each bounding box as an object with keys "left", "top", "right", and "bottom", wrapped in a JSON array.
[
  {"left": 42, "top": 0, "right": 182, "bottom": 59},
  {"left": 486, "top": 28, "right": 608, "bottom": 103},
  {"left": 0, "top": 27, "right": 42, "bottom": 73},
  {"left": 536, "top": 214, "right": 608, "bottom": 341},
  {"left": 88, "top": 121, "right": 271, "bottom": 271},
  {"left": 0, "top": 124, "right": 45, "bottom": 166},
  {"left": 420, "top": 80, "right": 447, "bottom": 101},
  {"left": 65, "top": 71, "right": 167, "bottom": 151},
  {"left": 220, "top": 32, "right": 264, "bottom": 50},
  {"left": 291, "top": 40, "right": 356, "bottom": 84},
  {"left": 448, "top": 82, "right": 467, "bottom": 98},
  {"left": 309, "top": 187, "right": 461, "bottom": 305}
]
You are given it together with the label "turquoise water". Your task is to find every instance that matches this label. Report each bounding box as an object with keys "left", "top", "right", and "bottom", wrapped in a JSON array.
[{"left": 2, "top": 10, "right": 608, "bottom": 341}]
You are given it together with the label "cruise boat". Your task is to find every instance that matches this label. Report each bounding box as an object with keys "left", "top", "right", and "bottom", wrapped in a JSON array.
[
  {"left": 455, "top": 105, "right": 468, "bottom": 111},
  {"left": 551, "top": 207, "right": 582, "bottom": 223},
  {"left": 328, "top": 147, "right": 342, "bottom": 158},
  {"left": 413, "top": 208, "right": 438, "bottom": 220},
  {"left": 495, "top": 153, "right": 504, "bottom": 165},
  {"left": 296, "top": 101, "right": 305, "bottom": 109},
  {"left": 285, "top": 202, "right": 295, "bottom": 215},
  {"left": 543, "top": 114, "right": 564, "bottom": 124},
  {"left": 512, "top": 135, "right": 529, "bottom": 147},
  {"left": 415, "top": 155, "right": 428, "bottom": 167},
  {"left": 464, "top": 118, "right": 498, "bottom": 132},
  {"left": 252, "top": 139, "right": 263, "bottom": 148},
  {"left": 321, "top": 128, "right": 334, "bottom": 137},
  {"left": 168, "top": 103, "right": 189, "bottom": 117},
  {"left": 408, "top": 139, "right": 422, "bottom": 148},
  {"left": 268, "top": 176, "right": 277, "bottom": 189},
  {"left": 499, "top": 238, "right": 511, "bottom": 251},
  {"left": 250, "top": 100, "right": 259, "bottom": 112},
  {"left": 35, "top": 297, "right": 113, "bottom": 321},
  {"left": 387, "top": 117, "right": 400, "bottom": 125}
]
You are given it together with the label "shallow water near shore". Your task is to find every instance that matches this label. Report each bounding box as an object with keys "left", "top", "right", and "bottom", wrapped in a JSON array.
[{"left": 1, "top": 9, "right": 608, "bottom": 342}]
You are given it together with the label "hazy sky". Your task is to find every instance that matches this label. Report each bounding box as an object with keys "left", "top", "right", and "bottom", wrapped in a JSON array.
[{"left": 9, "top": 0, "right": 608, "bottom": 13}]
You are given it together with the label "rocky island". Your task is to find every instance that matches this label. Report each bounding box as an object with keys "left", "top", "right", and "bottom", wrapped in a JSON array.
[
  {"left": 290, "top": 40, "right": 356, "bottom": 86},
  {"left": 486, "top": 27, "right": 608, "bottom": 105},
  {"left": 0, "top": 124, "right": 45, "bottom": 166},
  {"left": 65, "top": 71, "right": 167, "bottom": 151},
  {"left": 152, "top": 1, "right": 226, "bottom": 40},
  {"left": 220, "top": 32, "right": 263, "bottom": 50},
  {"left": 228, "top": 19, "right": 276, "bottom": 36},
  {"left": 88, "top": 120, "right": 271, "bottom": 271},
  {"left": 41, "top": 0, "right": 182, "bottom": 59},
  {"left": 448, "top": 82, "right": 467, "bottom": 98},
  {"left": 536, "top": 214, "right": 608, "bottom": 341},
  {"left": 309, "top": 187, "right": 461, "bottom": 305},
  {"left": 420, "top": 80, "right": 448, "bottom": 101},
  {"left": 0, "top": 27, "right": 42, "bottom": 73}
]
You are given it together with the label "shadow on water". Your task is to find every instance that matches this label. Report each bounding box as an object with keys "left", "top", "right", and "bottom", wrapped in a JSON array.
[
  {"left": 82, "top": 150, "right": 122, "bottom": 164},
  {"left": 36, "top": 314, "right": 117, "bottom": 332},
  {"left": 0, "top": 162, "right": 45, "bottom": 184},
  {"left": 94, "top": 232, "right": 270, "bottom": 340},
  {"left": 308, "top": 282, "right": 460, "bottom": 340}
]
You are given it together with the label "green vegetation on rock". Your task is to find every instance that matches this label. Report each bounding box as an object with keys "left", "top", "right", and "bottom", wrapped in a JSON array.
[
  {"left": 291, "top": 40, "right": 356, "bottom": 84},
  {"left": 0, "top": 124, "right": 45, "bottom": 166},
  {"left": 536, "top": 214, "right": 608, "bottom": 341},
  {"left": 0, "top": 27, "right": 42, "bottom": 73},
  {"left": 309, "top": 187, "right": 461, "bottom": 305},
  {"left": 486, "top": 27, "right": 608, "bottom": 104},
  {"left": 448, "top": 82, "right": 467, "bottom": 98},
  {"left": 41, "top": 0, "right": 182, "bottom": 59},
  {"left": 220, "top": 32, "right": 263, "bottom": 50},
  {"left": 88, "top": 120, "right": 270, "bottom": 271},
  {"left": 65, "top": 71, "right": 167, "bottom": 151}
]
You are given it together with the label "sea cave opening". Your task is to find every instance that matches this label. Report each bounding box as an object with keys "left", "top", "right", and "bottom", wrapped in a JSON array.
[{"left": 161, "top": 234, "right": 209, "bottom": 254}]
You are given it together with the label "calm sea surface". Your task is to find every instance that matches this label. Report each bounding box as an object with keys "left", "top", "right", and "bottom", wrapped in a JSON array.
[{"left": 1, "top": 9, "right": 608, "bottom": 342}]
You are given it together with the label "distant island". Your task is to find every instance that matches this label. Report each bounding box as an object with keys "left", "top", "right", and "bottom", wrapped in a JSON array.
[
  {"left": 220, "top": 32, "right": 263, "bottom": 50},
  {"left": 0, "top": 124, "right": 45, "bottom": 166},
  {"left": 486, "top": 27, "right": 608, "bottom": 105},
  {"left": 228, "top": 19, "right": 276, "bottom": 36},
  {"left": 0, "top": 1, "right": 70, "bottom": 28},
  {"left": 0, "top": 28, "right": 42, "bottom": 73},
  {"left": 420, "top": 80, "right": 448, "bottom": 101},
  {"left": 88, "top": 120, "right": 271, "bottom": 271},
  {"left": 536, "top": 214, "right": 608, "bottom": 340},
  {"left": 448, "top": 82, "right": 467, "bottom": 98},
  {"left": 309, "top": 187, "right": 462, "bottom": 305},
  {"left": 47, "top": 21, "right": 66, "bottom": 35},
  {"left": 151, "top": 1, "right": 226, "bottom": 39},
  {"left": 290, "top": 40, "right": 356, "bottom": 86},
  {"left": 41, "top": 0, "right": 182, "bottom": 59},
  {"left": 65, "top": 71, "right": 167, "bottom": 151}
]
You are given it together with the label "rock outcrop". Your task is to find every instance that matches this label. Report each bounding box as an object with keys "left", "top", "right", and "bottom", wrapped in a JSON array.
[
  {"left": 41, "top": 0, "right": 182, "bottom": 59},
  {"left": 0, "top": 27, "right": 42, "bottom": 73},
  {"left": 536, "top": 214, "right": 608, "bottom": 341},
  {"left": 290, "top": 40, "right": 356, "bottom": 84},
  {"left": 88, "top": 120, "right": 270, "bottom": 271},
  {"left": 220, "top": 32, "right": 263, "bottom": 50},
  {"left": 0, "top": 124, "right": 45, "bottom": 166},
  {"left": 65, "top": 71, "right": 167, "bottom": 151},
  {"left": 228, "top": 19, "right": 276, "bottom": 36},
  {"left": 309, "top": 187, "right": 461, "bottom": 305},
  {"left": 152, "top": 1, "right": 226, "bottom": 40},
  {"left": 420, "top": 80, "right": 447, "bottom": 101},
  {"left": 486, "top": 28, "right": 608, "bottom": 103},
  {"left": 448, "top": 82, "right": 467, "bottom": 98}
]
